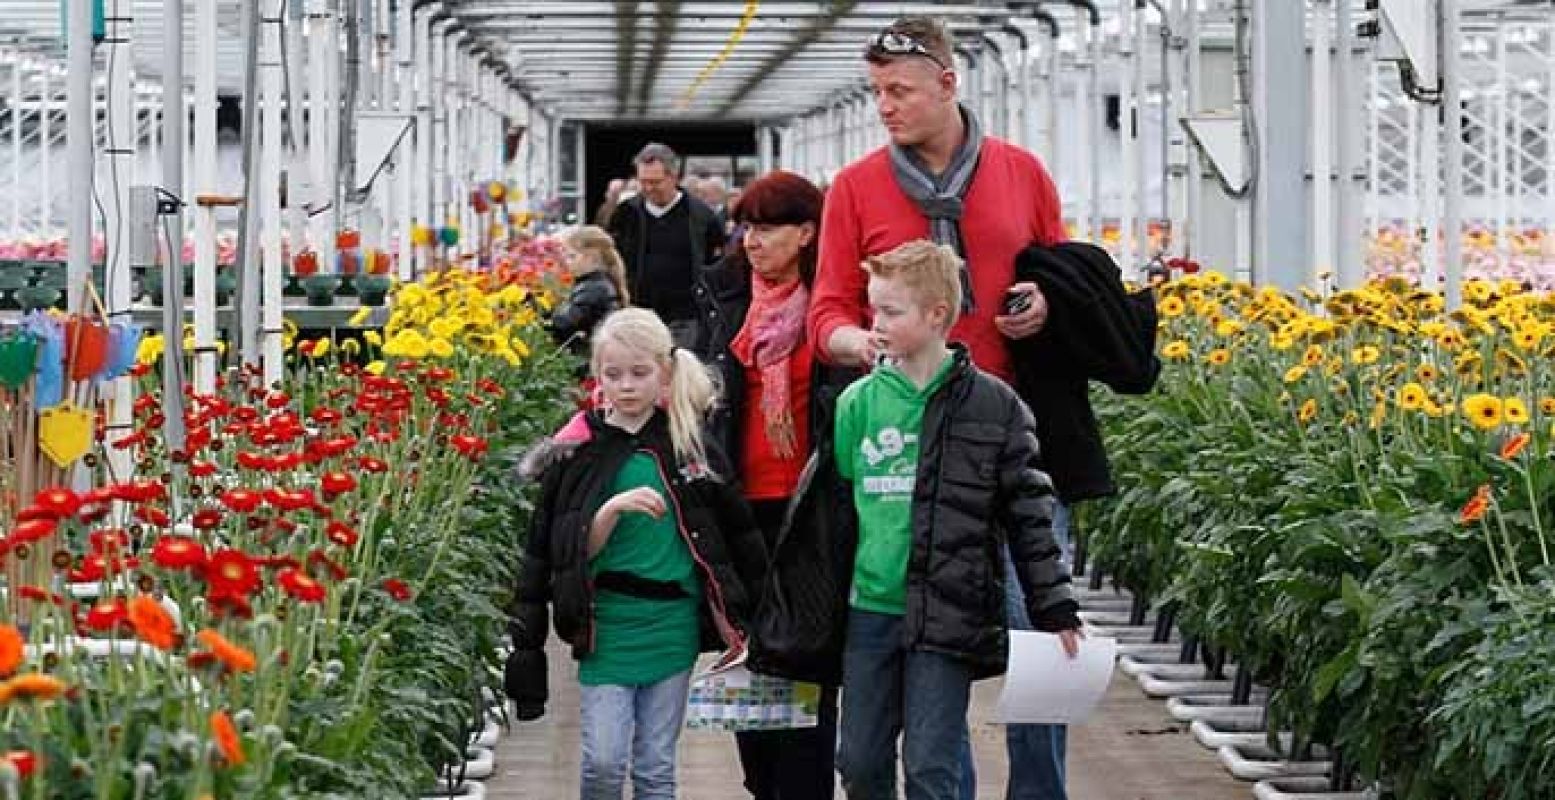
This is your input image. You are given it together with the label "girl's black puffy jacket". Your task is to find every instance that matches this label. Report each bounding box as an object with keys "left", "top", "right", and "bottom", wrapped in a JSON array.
[
  {"left": 547, "top": 271, "right": 621, "bottom": 358},
  {"left": 504, "top": 409, "right": 769, "bottom": 720}
]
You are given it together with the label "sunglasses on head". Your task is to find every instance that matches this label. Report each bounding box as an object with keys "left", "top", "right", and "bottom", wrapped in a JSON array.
[{"left": 865, "top": 31, "right": 950, "bottom": 71}]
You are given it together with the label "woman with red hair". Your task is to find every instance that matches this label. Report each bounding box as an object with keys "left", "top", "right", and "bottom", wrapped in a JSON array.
[{"left": 694, "top": 170, "right": 838, "bottom": 799}]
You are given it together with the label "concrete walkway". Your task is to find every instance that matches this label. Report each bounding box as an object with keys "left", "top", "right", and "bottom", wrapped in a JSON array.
[{"left": 482, "top": 640, "right": 1251, "bottom": 800}]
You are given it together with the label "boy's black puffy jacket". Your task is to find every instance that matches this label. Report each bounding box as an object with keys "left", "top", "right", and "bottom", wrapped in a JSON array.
[
  {"left": 546, "top": 271, "right": 621, "bottom": 357},
  {"left": 759, "top": 349, "right": 1080, "bottom": 683},
  {"left": 504, "top": 409, "right": 768, "bottom": 720}
]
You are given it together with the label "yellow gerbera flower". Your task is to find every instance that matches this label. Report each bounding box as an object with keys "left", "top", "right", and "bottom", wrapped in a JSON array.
[
  {"left": 1397, "top": 382, "right": 1428, "bottom": 411},
  {"left": 1283, "top": 365, "right": 1308, "bottom": 384},
  {"left": 1205, "top": 349, "right": 1231, "bottom": 367},
  {"left": 1350, "top": 346, "right": 1380, "bottom": 365},
  {"left": 1297, "top": 399, "right": 1319, "bottom": 424},
  {"left": 1461, "top": 394, "right": 1503, "bottom": 430},
  {"left": 1504, "top": 398, "right": 1530, "bottom": 425},
  {"left": 1302, "top": 345, "right": 1325, "bottom": 367},
  {"left": 1161, "top": 341, "right": 1191, "bottom": 360},
  {"left": 1158, "top": 296, "right": 1187, "bottom": 318}
]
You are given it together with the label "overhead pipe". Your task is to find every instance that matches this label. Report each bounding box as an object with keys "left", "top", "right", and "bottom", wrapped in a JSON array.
[
  {"left": 978, "top": 34, "right": 1010, "bottom": 140},
  {"left": 953, "top": 43, "right": 982, "bottom": 124},
  {"left": 1000, "top": 23, "right": 1030, "bottom": 148}
]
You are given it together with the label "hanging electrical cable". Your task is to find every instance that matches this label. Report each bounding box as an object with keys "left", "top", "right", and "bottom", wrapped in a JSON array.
[{"left": 675, "top": 0, "right": 759, "bottom": 110}]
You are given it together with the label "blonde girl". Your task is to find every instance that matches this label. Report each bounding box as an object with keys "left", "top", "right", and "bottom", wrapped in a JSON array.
[
  {"left": 549, "top": 226, "right": 632, "bottom": 352},
  {"left": 508, "top": 308, "right": 769, "bottom": 800}
]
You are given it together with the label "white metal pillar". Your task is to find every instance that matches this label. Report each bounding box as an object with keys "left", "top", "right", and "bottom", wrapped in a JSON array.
[
  {"left": 104, "top": 0, "right": 137, "bottom": 483},
  {"left": 11, "top": 63, "right": 22, "bottom": 241},
  {"left": 413, "top": 5, "right": 434, "bottom": 275},
  {"left": 1441, "top": 0, "right": 1464, "bottom": 308},
  {"left": 1492, "top": 17, "right": 1510, "bottom": 269},
  {"left": 1164, "top": 0, "right": 1187, "bottom": 259},
  {"left": 308, "top": 0, "right": 338, "bottom": 280},
  {"left": 757, "top": 124, "right": 774, "bottom": 175},
  {"left": 1311, "top": 0, "right": 1335, "bottom": 284},
  {"left": 37, "top": 69, "right": 51, "bottom": 233},
  {"left": 261, "top": 0, "right": 286, "bottom": 386},
  {"left": 1335, "top": 0, "right": 1367, "bottom": 288},
  {"left": 160, "top": 0, "right": 186, "bottom": 453},
  {"left": 192, "top": 0, "right": 219, "bottom": 394},
  {"left": 1419, "top": 98, "right": 1439, "bottom": 287},
  {"left": 67, "top": 4, "right": 94, "bottom": 315},
  {"left": 286, "top": 0, "right": 309, "bottom": 264},
  {"left": 1119, "top": 3, "right": 1138, "bottom": 268},
  {"left": 1133, "top": 1, "right": 1150, "bottom": 261},
  {"left": 1251, "top": 0, "right": 1308, "bottom": 291}
]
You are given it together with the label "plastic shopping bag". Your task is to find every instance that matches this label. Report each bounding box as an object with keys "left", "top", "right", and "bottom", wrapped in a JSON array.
[{"left": 684, "top": 647, "right": 821, "bottom": 732}]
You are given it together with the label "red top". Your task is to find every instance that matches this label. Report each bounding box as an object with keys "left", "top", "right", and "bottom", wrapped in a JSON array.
[
  {"left": 808, "top": 139, "right": 1067, "bottom": 382},
  {"left": 741, "top": 342, "right": 814, "bottom": 501}
]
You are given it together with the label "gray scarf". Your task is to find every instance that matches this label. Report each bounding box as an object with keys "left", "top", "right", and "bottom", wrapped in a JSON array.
[{"left": 889, "top": 104, "right": 984, "bottom": 313}]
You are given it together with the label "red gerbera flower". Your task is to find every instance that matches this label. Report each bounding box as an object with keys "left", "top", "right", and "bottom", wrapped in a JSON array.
[
  {"left": 325, "top": 521, "right": 360, "bottom": 548},
  {"left": 382, "top": 578, "right": 413, "bottom": 602},
  {"left": 32, "top": 487, "right": 82, "bottom": 519},
  {"left": 205, "top": 549, "right": 261, "bottom": 599},
  {"left": 320, "top": 472, "right": 357, "bottom": 498},
  {"left": 90, "top": 529, "right": 130, "bottom": 555},
  {"left": 220, "top": 489, "right": 262, "bottom": 514},
  {"left": 152, "top": 537, "right": 208, "bottom": 571},
  {"left": 450, "top": 435, "right": 489, "bottom": 461},
  {"left": 83, "top": 599, "right": 129, "bottom": 633},
  {"left": 4, "top": 751, "right": 39, "bottom": 779},
  {"left": 135, "top": 505, "right": 171, "bottom": 528},
  {"left": 191, "top": 508, "right": 224, "bottom": 531},
  {"left": 277, "top": 569, "right": 327, "bottom": 604},
  {"left": 357, "top": 456, "right": 388, "bottom": 474}
]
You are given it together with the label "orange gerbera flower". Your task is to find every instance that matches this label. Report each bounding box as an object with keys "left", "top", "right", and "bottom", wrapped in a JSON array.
[
  {"left": 127, "top": 595, "right": 178, "bottom": 651},
  {"left": 1500, "top": 433, "right": 1532, "bottom": 460},
  {"left": 1459, "top": 484, "right": 1493, "bottom": 525},
  {"left": 195, "top": 629, "right": 256, "bottom": 674},
  {"left": 210, "top": 710, "right": 245, "bottom": 766},
  {"left": 0, "top": 624, "right": 23, "bottom": 677},
  {"left": 0, "top": 673, "right": 67, "bottom": 705}
]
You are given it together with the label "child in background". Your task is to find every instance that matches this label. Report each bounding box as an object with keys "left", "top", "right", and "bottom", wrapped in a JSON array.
[
  {"left": 549, "top": 225, "right": 630, "bottom": 357},
  {"left": 507, "top": 308, "right": 769, "bottom": 800},
  {"left": 832, "top": 241, "right": 1083, "bottom": 800}
]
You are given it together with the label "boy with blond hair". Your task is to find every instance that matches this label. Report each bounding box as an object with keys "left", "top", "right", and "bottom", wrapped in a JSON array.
[{"left": 832, "top": 240, "right": 1081, "bottom": 800}]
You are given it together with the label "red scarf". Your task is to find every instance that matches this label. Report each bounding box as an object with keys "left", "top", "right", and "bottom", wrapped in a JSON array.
[{"left": 729, "top": 273, "right": 809, "bottom": 460}]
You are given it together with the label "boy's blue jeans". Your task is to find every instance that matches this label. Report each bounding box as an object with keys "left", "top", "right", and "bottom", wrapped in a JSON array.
[
  {"left": 578, "top": 670, "right": 692, "bottom": 800},
  {"left": 958, "top": 502, "right": 1072, "bottom": 800},
  {"left": 838, "top": 610, "right": 976, "bottom": 800}
]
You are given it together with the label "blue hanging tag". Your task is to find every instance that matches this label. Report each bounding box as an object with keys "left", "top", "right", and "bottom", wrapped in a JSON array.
[{"left": 101, "top": 320, "right": 145, "bottom": 381}]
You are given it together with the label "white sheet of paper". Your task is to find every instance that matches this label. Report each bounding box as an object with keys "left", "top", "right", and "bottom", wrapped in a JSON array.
[{"left": 993, "top": 632, "right": 1117, "bottom": 725}]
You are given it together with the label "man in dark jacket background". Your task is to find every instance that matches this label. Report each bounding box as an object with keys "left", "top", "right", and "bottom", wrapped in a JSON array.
[{"left": 608, "top": 143, "right": 727, "bottom": 348}]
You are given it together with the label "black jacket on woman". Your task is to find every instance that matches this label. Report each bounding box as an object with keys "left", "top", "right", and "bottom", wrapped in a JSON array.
[
  {"left": 546, "top": 271, "right": 621, "bottom": 358},
  {"left": 505, "top": 410, "right": 769, "bottom": 720},
  {"left": 758, "top": 350, "right": 1081, "bottom": 684}
]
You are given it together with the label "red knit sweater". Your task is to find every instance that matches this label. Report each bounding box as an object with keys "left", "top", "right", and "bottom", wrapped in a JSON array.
[{"left": 808, "top": 139, "right": 1067, "bottom": 382}]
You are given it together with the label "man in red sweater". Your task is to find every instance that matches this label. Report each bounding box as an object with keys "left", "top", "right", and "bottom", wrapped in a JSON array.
[
  {"left": 808, "top": 16, "right": 1075, "bottom": 800},
  {"left": 807, "top": 20, "right": 1067, "bottom": 384}
]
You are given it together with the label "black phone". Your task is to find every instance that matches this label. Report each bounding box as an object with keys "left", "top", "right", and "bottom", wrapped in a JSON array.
[{"left": 1003, "top": 287, "right": 1035, "bottom": 316}]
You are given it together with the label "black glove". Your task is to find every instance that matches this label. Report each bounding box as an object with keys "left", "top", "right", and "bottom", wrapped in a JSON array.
[
  {"left": 504, "top": 649, "right": 548, "bottom": 721},
  {"left": 1031, "top": 599, "right": 1083, "bottom": 633}
]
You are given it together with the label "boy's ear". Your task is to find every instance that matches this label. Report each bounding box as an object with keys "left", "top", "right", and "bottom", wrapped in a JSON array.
[{"left": 929, "top": 301, "right": 953, "bottom": 333}]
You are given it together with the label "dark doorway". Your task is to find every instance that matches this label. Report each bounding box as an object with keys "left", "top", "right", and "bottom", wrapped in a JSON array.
[{"left": 584, "top": 122, "right": 756, "bottom": 225}]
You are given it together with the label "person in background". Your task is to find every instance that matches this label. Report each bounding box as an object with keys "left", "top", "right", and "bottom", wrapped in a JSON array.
[
  {"left": 595, "top": 178, "right": 630, "bottom": 228},
  {"left": 507, "top": 308, "right": 769, "bottom": 800},
  {"left": 806, "top": 16, "right": 1073, "bottom": 799},
  {"left": 830, "top": 241, "right": 1080, "bottom": 800},
  {"left": 695, "top": 175, "right": 733, "bottom": 236},
  {"left": 548, "top": 225, "right": 630, "bottom": 361},
  {"left": 694, "top": 170, "right": 838, "bottom": 800},
  {"left": 608, "top": 144, "right": 727, "bottom": 349}
]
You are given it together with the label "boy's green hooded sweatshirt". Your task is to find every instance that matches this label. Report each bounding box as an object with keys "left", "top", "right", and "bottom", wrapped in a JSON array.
[{"left": 833, "top": 353, "right": 957, "bottom": 615}]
